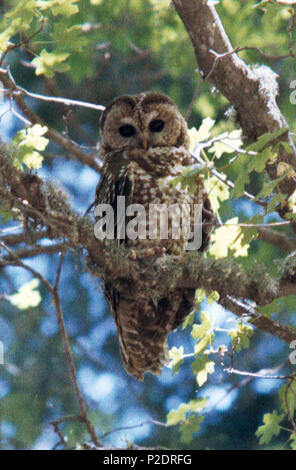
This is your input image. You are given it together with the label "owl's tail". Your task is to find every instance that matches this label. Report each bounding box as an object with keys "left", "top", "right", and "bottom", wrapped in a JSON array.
[{"left": 105, "top": 284, "right": 194, "bottom": 380}]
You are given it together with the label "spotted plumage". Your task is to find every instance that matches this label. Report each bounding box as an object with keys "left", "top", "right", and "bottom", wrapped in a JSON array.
[{"left": 95, "top": 92, "right": 214, "bottom": 380}]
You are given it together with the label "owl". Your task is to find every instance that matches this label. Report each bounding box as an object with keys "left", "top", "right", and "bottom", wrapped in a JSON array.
[{"left": 95, "top": 92, "right": 214, "bottom": 380}]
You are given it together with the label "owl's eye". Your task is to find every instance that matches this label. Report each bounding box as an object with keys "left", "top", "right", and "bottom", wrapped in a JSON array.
[
  {"left": 149, "top": 119, "right": 164, "bottom": 132},
  {"left": 119, "top": 124, "right": 136, "bottom": 138}
]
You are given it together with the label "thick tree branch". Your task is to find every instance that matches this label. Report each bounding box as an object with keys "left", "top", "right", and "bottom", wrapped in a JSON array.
[
  {"left": 0, "top": 230, "right": 47, "bottom": 246},
  {"left": 220, "top": 296, "right": 296, "bottom": 344},
  {"left": 1, "top": 139, "right": 295, "bottom": 344},
  {"left": 173, "top": 0, "right": 296, "bottom": 217},
  {"left": 257, "top": 227, "right": 296, "bottom": 253},
  {"left": 0, "top": 242, "right": 69, "bottom": 261}
]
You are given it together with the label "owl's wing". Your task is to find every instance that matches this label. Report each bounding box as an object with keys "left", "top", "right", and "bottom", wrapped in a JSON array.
[
  {"left": 95, "top": 152, "right": 133, "bottom": 242},
  {"left": 94, "top": 153, "right": 135, "bottom": 373}
]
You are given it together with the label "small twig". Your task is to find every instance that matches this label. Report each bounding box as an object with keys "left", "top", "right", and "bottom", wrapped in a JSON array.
[
  {"left": 185, "top": 74, "right": 205, "bottom": 122},
  {"left": 186, "top": 47, "right": 243, "bottom": 121},
  {"left": 216, "top": 221, "right": 291, "bottom": 228},
  {"left": 186, "top": 41, "right": 287, "bottom": 122},
  {"left": 6, "top": 83, "right": 105, "bottom": 113},
  {"left": 50, "top": 413, "right": 85, "bottom": 448},
  {"left": 51, "top": 423, "right": 67, "bottom": 449},
  {"left": 284, "top": 372, "right": 296, "bottom": 434},
  {"left": 49, "top": 415, "right": 88, "bottom": 450},
  {"left": 0, "top": 18, "right": 46, "bottom": 67},
  {"left": 52, "top": 253, "right": 102, "bottom": 447},
  {"left": 124, "top": 34, "right": 150, "bottom": 56},
  {"left": 287, "top": 7, "right": 296, "bottom": 59},
  {"left": 51, "top": 414, "right": 83, "bottom": 427},
  {"left": 98, "top": 419, "right": 168, "bottom": 440},
  {"left": 224, "top": 367, "right": 294, "bottom": 380},
  {"left": 235, "top": 46, "right": 293, "bottom": 62},
  {"left": 0, "top": 240, "right": 53, "bottom": 290}
]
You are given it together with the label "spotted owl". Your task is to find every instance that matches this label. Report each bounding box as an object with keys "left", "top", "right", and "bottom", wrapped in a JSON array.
[{"left": 95, "top": 92, "right": 214, "bottom": 380}]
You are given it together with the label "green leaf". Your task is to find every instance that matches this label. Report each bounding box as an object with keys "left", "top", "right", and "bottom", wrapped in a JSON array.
[
  {"left": 247, "top": 128, "right": 288, "bottom": 153},
  {"left": 165, "top": 334, "right": 209, "bottom": 441},
  {"left": 191, "top": 312, "right": 214, "bottom": 354},
  {"left": 239, "top": 214, "right": 264, "bottom": 246},
  {"left": 180, "top": 414, "right": 204, "bottom": 444},
  {"left": 0, "top": 201, "right": 13, "bottom": 223},
  {"left": 207, "top": 290, "right": 220, "bottom": 305},
  {"left": 278, "top": 141, "right": 294, "bottom": 154},
  {"left": 267, "top": 193, "right": 286, "bottom": 213},
  {"left": 8, "top": 279, "right": 42, "bottom": 310},
  {"left": 188, "top": 118, "right": 215, "bottom": 150},
  {"left": 194, "top": 288, "right": 207, "bottom": 305},
  {"left": 13, "top": 124, "right": 48, "bottom": 170},
  {"left": 32, "top": 49, "right": 70, "bottom": 77},
  {"left": 209, "top": 217, "right": 249, "bottom": 259},
  {"left": 36, "top": 0, "right": 79, "bottom": 17},
  {"left": 255, "top": 410, "right": 284, "bottom": 445},
  {"left": 0, "top": 1, "right": 36, "bottom": 52},
  {"left": 279, "top": 380, "right": 296, "bottom": 416},
  {"left": 191, "top": 356, "right": 215, "bottom": 386},
  {"left": 232, "top": 170, "right": 250, "bottom": 199},
  {"left": 246, "top": 147, "right": 276, "bottom": 173},
  {"left": 209, "top": 129, "right": 243, "bottom": 158},
  {"left": 1, "top": 391, "right": 43, "bottom": 445},
  {"left": 194, "top": 335, "right": 211, "bottom": 355},
  {"left": 166, "top": 398, "right": 207, "bottom": 426},
  {"left": 290, "top": 433, "right": 296, "bottom": 450},
  {"left": 191, "top": 311, "right": 214, "bottom": 341},
  {"left": 288, "top": 190, "right": 296, "bottom": 215},
  {"left": 0, "top": 23, "right": 18, "bottom": 52},
  {"left": 255, "top": 173, "right": 288, "bottom": 200},
  {"left": 15, "top": 124, "right": 48, "bottom": 151},
  {"left": 232, "top": 129, "right": 288, "bottom": 198},
  {"left": 228, "top": 321, "right": 253, "bottom": 352},
  {"left": 204, "top": 176, "right": 230, "bottom": 212},
  {"left": 51, "top": 23, "right": 88, "bottom": 52},
  {"left": 168, "top": 346, "right": 184, "bottom": 374},
  {"left": 182, "top": 312, "right": 195, "bottom": 330}
]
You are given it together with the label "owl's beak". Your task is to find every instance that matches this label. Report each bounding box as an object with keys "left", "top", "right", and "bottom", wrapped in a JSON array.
[{"left": 138, "top": 133, "right": 149, "bottom": 150}]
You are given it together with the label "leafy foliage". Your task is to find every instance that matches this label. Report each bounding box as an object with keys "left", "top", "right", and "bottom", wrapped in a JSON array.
[
  {"left": 0, "top": 0, "right": 295, "bottom": 451},
  {"left": 255, "top": 410, "right": 284, "bottom": 445},
  {"left": 8, "top": 279, "right": 42, "bottom": 310},
  {"left": 13, "top": 124, "right": 48, "bottom": 170}
]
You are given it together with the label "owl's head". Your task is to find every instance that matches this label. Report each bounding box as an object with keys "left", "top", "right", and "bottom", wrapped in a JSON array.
[{"left": 100, "top": 92, "right": 189, "bottom": 155}]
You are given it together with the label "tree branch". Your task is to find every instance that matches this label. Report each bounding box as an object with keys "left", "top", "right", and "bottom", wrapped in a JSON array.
[
  {"left": 0, "top": 242, "right": 69, "bottom": 261},
  {"left": 0, "top": 241, "right": 102, "bottom": 447},
  {"left": 0, "top": 68, "right": 102, "bottom": 173},
  {"left": 257, "top": 227, "right": 296, "bottom": 253},
  {"left": 173, "top": 0, "right": 296, "bottom": 218},
  {"left": 1, "top": 138, "right": 295, "bottom": 344}
]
